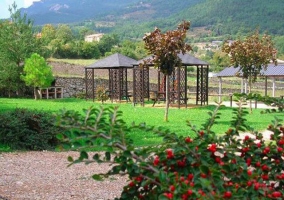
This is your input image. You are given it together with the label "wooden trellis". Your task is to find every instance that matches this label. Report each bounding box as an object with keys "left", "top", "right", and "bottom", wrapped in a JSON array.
[
  {"left": 85, "top": 53, "right": 137, "bottom": 102},
  {"left": 132, "top": 53, "right": 209, "bottom": 107}
]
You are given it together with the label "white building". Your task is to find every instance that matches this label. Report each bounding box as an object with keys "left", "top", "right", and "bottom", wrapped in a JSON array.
[{"left": 84, "top": 33, "right": 104, "bottom": 42}]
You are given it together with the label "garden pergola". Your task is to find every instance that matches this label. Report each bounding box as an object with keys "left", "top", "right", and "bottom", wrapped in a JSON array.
[
  {"left": 216, "top": 63, "right": 284, "bottom": 99},
  {"left": 85, "top": 53, "right": 137, "bottom": 102},
  {"left": 132, "top": 53, "right": 209, "bottom": 108}
]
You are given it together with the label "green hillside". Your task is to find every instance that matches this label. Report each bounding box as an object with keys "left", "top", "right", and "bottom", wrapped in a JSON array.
[{"left": 109, "top": 0, "right": 284, "bottom": 40}]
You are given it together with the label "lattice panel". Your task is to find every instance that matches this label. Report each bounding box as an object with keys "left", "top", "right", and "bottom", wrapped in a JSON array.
[
  {"left": 120, "top": 68, "right": 128, "bottom": 99},
  {"left": 179, "top": 67, "right": 187, "bottom": 105},
  {"left": 143, "top": 68, "right": 149, "bottom": 98},
  {"left": 109, "top": 69, "right": 120, "bottom": 100},
  {"left": 85, "top": 69, "right": 94, "bottom": 100},
  {"left": 196, "top": 66, "right": 209, "bottom": 105},
  {"left": 133, "top": 67, "right": 144, "bottom": 105}
]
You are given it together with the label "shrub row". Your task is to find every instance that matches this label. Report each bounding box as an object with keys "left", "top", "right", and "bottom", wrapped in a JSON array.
[
  {"left": 0, "top": 108, "right": 62, "bottom": 150},
  {"left": 56, "top": 104, "right": 284, "bottom": 199}
]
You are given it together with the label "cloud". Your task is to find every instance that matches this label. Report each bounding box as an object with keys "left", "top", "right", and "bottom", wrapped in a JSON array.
[
  {"left": 24, "top": 0, "right": 40, "bottom": 7},
  {"left": 0, "top": 0, "right": 40, "bottom": 19}
]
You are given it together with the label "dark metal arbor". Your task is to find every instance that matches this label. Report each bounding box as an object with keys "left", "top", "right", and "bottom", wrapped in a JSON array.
[
  {"left": 133, "top": 53, "right": 209, "bottom": 107},
  {"left": 85, "top": 53, "right": 137, "bottom": 102}
]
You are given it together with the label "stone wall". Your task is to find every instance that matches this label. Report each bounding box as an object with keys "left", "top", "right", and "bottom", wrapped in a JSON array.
[
  {"left": 53, "top": 77, "right": 254, "bottom": 99},
  {"left": 54, "top": 77, "right": 111, "bottom": 98},
  {"left": 54, "top": 77, "right": 85, "bottom": 98}
]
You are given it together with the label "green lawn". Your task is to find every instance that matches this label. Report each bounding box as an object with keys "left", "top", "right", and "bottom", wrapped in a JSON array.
[{"left": 0, "top": 98, "right": 282, "bottom": 147}]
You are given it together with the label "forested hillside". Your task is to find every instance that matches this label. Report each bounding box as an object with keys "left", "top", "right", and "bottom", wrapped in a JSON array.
[
  {"left": 176, "top": 0, "right": 284, "bottom": 35},
  {"left": 111, "top": 0, "right": 284, "bottom": 39},
  {"left": 20, "top": 0, "right": 284, "bottom": 40}
]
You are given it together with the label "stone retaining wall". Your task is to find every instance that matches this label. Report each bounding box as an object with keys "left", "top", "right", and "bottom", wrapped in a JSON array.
[{"left": 54, "top": 76, "right": 279, "bottom": 99}]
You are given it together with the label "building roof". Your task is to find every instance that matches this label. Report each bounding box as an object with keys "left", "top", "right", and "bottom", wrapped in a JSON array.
[
  {"left": 134, "top": 53, "right": 208, "bottom": 66},
  {"left": 85, "top": 53, "right": 137, "bottom": 69},
  {"left": 216, "top": 64, "right": 284, "bottom": 77}
]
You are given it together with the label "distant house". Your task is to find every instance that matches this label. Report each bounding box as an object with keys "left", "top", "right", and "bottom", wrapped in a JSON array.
[
  {"left": 211, "top": 40, "right": 223, "bottom": 48},
  {"left": 84, "top": 33, "right": 104, "bottom": 42}
]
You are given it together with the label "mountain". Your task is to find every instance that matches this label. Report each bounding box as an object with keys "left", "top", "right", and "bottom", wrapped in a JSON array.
[
  {"left": 21, "top": 0, "right": 284, "bottom": 39},
  {"left": 21, "top": 0, "right": 141, "bottom": 24}
]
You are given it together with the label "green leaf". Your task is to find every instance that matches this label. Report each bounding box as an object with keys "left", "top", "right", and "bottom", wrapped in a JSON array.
[
  {"left": 92, "top": 174, "right": 103, "bottom": 181},
  {"left": 67, "top": 156, "right": 73, "bottom": 162},
  {"left": 200, "top": 165, "right": 209, "bottom": 174},
  {"left": 105, "top": 151, "right": 111, "bottom": 161},
  {"left": 56, "top": 133, "right": 64, "bottom": 140},
  {"left": 80, "top": 151, "right": 88, "bottom": 160}
]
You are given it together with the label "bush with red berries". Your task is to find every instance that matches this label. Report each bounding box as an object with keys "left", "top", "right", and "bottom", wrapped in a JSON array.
[{"left": 56, "top": 103, "right": 283, "bottom": 199}]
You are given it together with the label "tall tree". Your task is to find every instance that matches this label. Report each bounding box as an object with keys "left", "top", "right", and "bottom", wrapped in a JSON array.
[
  {"left": 142, "top": 21, "right": 192, "bottom": 121},
  {"left": 211, "top": 50, "right": 230, "bottom": 72},
  {"left": 0, "top": 2, "right": 41, "bottom": 96},
  {"left": 41, "top": 24, "right": 56, "bottom": 46},
  {"left": 222, "top": 31, "right": 277, "bottom": 111},
  {"left": 98, "top": 34, "right": 119, "bottom": 56},
  {"left": 55, "top": 24, "right": 74, "bottom": 44},
  {"left": 21, "top": 53, "right": 54, "bottom": 100}
]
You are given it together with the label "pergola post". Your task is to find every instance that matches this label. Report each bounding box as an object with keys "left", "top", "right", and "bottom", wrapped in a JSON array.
[
  {"left": 272, "top": 77, "right": 276, "bottom": 97},
  {"left": 92, "top": 69, "right": 95, "bottom": 101},
  {"left": 265, "top": 77, "right": 268, "bottom": 96},
  {"left": 241, "top": 78, "right": 244, "bottom": 93},
  {"left": 218, "top": 77, "right": 222, "bottom": 103},
  {"left": 244, "top": 79, "right": 248, "bottom": 94}
]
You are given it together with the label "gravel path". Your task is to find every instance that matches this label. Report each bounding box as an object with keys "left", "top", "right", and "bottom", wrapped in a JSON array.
[
  {"left": 0, "top": 128, "right": 274, "bottom": 200},
  {"left": 0, "top": 151, "right": 127, "bottom": 200}
]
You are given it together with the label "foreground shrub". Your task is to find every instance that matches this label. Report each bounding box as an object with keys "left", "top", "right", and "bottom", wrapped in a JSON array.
[
  {"left": 0, "top": 108, "right": 62, "bottom": 150},
  {"left": 56, "top": 103, "right": 283, "bottom": 199}
]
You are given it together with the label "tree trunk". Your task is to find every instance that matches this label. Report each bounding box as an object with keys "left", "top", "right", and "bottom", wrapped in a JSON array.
[
  {"left": 34, "top": 87, "right": 39, "bottom": 100},
  {"left": 248, "top": 77, "right": 252, "bottom": 113},
  {"left": 164, "top": 75, "right": 170, "bottom": 122}
]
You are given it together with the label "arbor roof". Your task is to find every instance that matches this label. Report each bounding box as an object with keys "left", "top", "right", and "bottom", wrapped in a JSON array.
[
  {"left": 134, "top": 53, "right": 209, "bottom": 66},
  {"left": 216, "top": 64, "right": 284, "bottom": 77},
  {"left": 85, "top": 53, "right": 137, "bottom": 69}
]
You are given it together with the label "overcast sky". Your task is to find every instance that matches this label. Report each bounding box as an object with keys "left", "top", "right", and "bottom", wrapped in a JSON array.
[{"left": 0, "top": 0, "right": 40, "bottom": 19}]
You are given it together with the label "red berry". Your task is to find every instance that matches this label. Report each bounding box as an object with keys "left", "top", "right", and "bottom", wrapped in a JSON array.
[
  {"left": 164, "top": 192, "right": 173, "bottom": 199},
  {"left": 187, "top": 174, "right": 194, "bottom": 181},
  {"left": 262, "top": 174, "right": 269, "bottom": 180},
  {"left": 169, "top": 185, "right": 175, "bottom": 192},
  {"left": 246, "top": 158, "right": 251, "bottom": 166},
  {"left": 263, "top": 147, "right": 270, "bottom": 154},
  {"left": 185, "top": 137, "right": 192, "bottom": 143},
  {"left": 215, "top": 157, "right": 221, "bottom": 163},
  {"left": 129, "top": 181, "right": 135, "bottom": 187},
  {"left": 199, "top": 130, "right": 204, "bottom": 137},
  {"left": 272, "top": 191, "right": 282, "bottom": 198},
  {"left": 200, "top": 173, "right": 207, "bottom": 178},
  {"left": 153, "top": 156, "right": 160, "bottom": 166},
  {"left": 254, "top": 182, "right": 260, "bottom": 190},
  {"left": 177, "top": 160, "right": 186, "bottom": 167},
  {"left": 262, "top": 165, "right": 269, "bottom": 171},
  {"left": 247, "top": 181, "right": 253, "bottom": 187},
  {"left": 244, "top": 135, "right": 250, "bottom": 141},
  {"left": 278, "top": 139, "right": 284, "bottom": 145},
  {"left": 223, "top": 191, "right": 232, "bottom": 199},
  {"left": 247, "top": 170, "right": 252, "bottom": 176},
  {"left": 187, "top": 189, "right": 193, "bottom": 196},
  {"left": 208, "top": 144, "right": 217, "bottom": 153},
  {"left": 166, "top": 149, "right": 174, "bottom": 159}
]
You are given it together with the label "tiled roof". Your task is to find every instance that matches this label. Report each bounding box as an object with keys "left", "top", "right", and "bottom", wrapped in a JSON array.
[
  {"left": 216, "top": 64, "right": 284, "bottom": 77},
  {"left": 86, "top": 53, "right": 137, "bottom": 69},
  {"left": 134, "top": 53, "right": 208, "bottom": 66}
]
